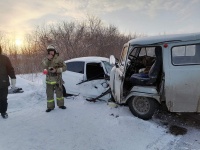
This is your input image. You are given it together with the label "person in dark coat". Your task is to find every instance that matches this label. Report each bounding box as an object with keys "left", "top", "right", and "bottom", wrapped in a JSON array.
[{"left": 0, "top": 45, "right": 16, "bottom": 119}]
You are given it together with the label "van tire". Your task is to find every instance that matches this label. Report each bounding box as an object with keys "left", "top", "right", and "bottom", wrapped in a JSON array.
[{"left": 128, "top": 96, "right": 158, "bottom": 120}]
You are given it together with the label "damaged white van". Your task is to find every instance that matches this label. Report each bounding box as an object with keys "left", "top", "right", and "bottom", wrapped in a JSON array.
[{"left": 109, "top": 33, "right": 200, "bottom": 120}]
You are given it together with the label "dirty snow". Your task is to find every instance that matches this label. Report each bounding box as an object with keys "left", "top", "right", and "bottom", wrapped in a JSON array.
[{"left": 0, "top": 74, "right": 200, "bottom": 150}]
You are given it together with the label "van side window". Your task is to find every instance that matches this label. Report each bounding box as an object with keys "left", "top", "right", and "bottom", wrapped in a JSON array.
[
  {"left": 172, "top": 44, "right": 200, "bottom": 65},
  {"left": 139, "top": 47, "right": 155, "bottom": 57}
]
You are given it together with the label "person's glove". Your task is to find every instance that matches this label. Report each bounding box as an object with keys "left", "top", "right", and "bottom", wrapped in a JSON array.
[
  {"left": 56, "top": 68, "right": 63, "bottom": 73},
  {"left": 11, "top": 79, "right": 16, "bottom": 88},
  {"left": 43, "top": 69, "right": 48, "bottom": 75}
]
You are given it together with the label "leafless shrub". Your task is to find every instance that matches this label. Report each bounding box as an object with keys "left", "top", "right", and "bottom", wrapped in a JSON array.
[{"left": 1, "top": 16, "right": 140, "bottom": 74}]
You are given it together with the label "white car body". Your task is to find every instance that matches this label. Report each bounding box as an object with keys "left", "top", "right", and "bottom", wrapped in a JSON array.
[{"left": 63, "top": 57, "right": 113, "bottom": 100}]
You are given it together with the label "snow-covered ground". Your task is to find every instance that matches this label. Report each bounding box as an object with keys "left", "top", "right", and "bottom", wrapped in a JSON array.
[{"left": 0, "top": 74, "right": 200, "bottom": 150}]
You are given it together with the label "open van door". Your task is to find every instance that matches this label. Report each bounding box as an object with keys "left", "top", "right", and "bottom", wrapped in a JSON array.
[{"left": 112, "top": 44, "right": 129, "bottom": 103}]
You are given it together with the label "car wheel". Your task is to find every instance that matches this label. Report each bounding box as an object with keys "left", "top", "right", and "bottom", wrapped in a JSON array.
[{"left": 128, "top": 96, "right": 158, "bottom": 120}]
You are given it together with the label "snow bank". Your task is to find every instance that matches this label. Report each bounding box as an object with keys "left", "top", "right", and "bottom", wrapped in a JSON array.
[{"left": 0, "top": 74, "right": 199, "bottom": 150}]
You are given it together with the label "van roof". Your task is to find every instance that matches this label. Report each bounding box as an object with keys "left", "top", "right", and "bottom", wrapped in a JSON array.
[{"left": 128, "top": 32, "right": 200, "bottom": 46}]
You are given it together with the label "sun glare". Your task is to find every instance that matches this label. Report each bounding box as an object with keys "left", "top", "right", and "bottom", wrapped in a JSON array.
[{"left": 15, "top": 39, "right": 23, "bottom": 47}]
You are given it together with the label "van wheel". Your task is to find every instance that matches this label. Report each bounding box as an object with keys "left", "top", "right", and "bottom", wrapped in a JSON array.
[{"left": 128, "top": 96, "right": 158, "bottom": 120}]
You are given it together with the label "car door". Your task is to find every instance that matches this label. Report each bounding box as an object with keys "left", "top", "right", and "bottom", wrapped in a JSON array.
[
  {"left": 165, "top": 42, "right": 200, "bottom": 112},
  {"left": 78, "top": 62, "right": 110, "bottom": 100},
  {"left": 62, "top": 61, "right": 85, "bottom": 95},
  {"left": 112, "top": 44, "right": 129, "bottom": 103},
  {"left": 79, "top": 79, "right": 111, "bottom": 100}
]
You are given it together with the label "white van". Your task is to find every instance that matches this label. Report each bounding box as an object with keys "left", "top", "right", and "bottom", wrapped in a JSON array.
[{"left": 109, "top": 33, "right": 200, "bottom": 120}]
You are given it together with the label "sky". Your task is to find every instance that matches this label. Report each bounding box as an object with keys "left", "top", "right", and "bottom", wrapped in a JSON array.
[{"left": 0, "top": 0, "right": 200, "bottom": 40}]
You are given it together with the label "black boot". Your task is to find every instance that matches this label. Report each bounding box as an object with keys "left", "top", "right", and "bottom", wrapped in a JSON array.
[
  {"left": 59, "top": 106, "right": 66, "bottom": 109},
  {"left": 1, "top": 113, "right": 8, "bottom": 119},
  {"left": 46, "top": 108, "right": 54, "bottom": 112}
]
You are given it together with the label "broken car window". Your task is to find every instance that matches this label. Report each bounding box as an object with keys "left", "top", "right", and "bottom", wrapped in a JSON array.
[
  {"left": 86, "top": 63, "right": 104, "bottom": 80},
  {"left": 102, "top": 61, "right": 113, "bottom": 74}
]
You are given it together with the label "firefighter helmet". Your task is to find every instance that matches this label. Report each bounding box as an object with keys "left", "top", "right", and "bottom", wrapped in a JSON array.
[{"left": 47, "top": 45, "right": 57, "bottom": 53}]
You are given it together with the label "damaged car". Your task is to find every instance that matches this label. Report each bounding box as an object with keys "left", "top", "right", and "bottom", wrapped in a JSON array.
[
  {"left": 110, "top": 33, "right": 200, "bottom": 120},
  {"left": 63, "top": 57, "right": 113, "bottom": 101}
]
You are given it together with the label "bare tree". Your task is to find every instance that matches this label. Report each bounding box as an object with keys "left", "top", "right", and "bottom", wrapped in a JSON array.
[{"left": 1, "top": 16, "right": 140, "bottom": 74}]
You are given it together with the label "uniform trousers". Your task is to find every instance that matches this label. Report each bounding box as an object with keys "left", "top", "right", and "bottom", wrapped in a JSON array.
[
  {"left": 46, "top": 84, "right": 64, "bottom": 109},
  {"left": 0, "top": 88, "right": 8, "bottom": 113}
]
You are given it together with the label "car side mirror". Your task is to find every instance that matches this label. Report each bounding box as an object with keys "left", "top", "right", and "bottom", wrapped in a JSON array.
[
  {"left": 109, "top": 55, "right": 116, "bottom": 65},
  {"left": 110, "top": 55, "right": 119, "bottom": 68}
]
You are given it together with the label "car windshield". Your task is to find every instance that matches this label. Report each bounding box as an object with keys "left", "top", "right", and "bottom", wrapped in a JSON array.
[{"left": 102, "top": 61, "right": 113, "bottom": 74}]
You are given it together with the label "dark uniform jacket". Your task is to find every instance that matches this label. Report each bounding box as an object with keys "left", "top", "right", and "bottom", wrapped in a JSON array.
[{"left": 0, "top": 51, "right": 16, "bottom": 88}]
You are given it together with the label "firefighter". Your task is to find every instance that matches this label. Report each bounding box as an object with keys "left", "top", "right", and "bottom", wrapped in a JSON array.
[
  {"left": 0, "top": 45, "right": 16, "bottom": 118},
  {"left": 42, "top": 45, "right": 67, "bottom": 112}
]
